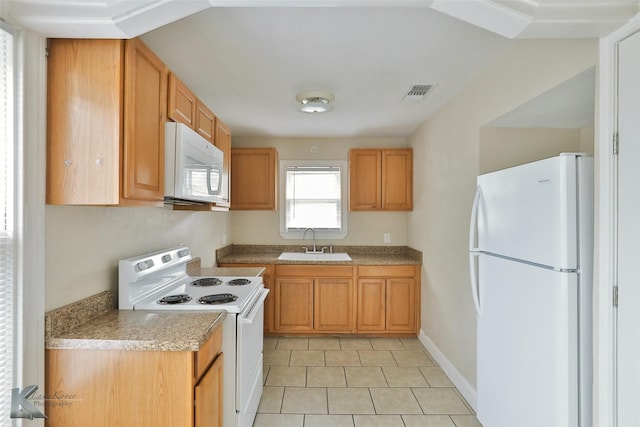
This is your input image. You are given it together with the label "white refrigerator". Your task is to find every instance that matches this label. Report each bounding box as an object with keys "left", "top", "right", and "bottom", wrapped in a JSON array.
[{"left": 469, "top": 154, "right": 593, "bottom": 427}]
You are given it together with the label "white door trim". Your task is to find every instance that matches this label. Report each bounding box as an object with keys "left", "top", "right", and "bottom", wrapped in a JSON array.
[{"left": 597, "top": 12, "right": 640, "bottom": 427}]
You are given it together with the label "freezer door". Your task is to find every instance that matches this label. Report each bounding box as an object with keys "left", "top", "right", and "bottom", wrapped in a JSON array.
[
  {"left": 477, "top": 254, "right": 580, "bottom": 427},
  {"left": 477, "top": 155, "right": 579, "bottom": 269}
]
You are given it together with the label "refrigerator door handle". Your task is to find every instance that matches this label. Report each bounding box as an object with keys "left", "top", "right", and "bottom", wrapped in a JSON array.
[
  {"left": 469, "top": 185, "right": 481, "bottom": 252},
  {"left": 469, "top": 185, "right": 482, "bottom": 315},
  {"left": 469, "top": 252, "right": 482, "bottom": 315}
]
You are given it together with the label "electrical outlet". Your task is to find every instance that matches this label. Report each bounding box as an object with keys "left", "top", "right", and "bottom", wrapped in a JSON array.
[{"left": 383, "top": 233, "right": 391, "bottom": 243}]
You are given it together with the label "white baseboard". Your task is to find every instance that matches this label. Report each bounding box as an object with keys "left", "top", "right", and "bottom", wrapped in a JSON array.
[{"left": 418, "top": 329, "right": 477, "bottom": 411}]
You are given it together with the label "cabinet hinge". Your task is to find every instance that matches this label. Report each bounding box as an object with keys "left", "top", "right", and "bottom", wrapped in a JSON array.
[
  {"left": 613, "top": 132, "right": 619, "bottom": 155},
  {"left": 613, "top": 285, "right": 619, "bottom": 308}
]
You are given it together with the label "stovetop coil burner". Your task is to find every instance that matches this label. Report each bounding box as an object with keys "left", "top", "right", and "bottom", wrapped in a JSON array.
[
  {"left": 228, "top": 278, "right": 251, "bottom": 286},
  {"left": 191, "top": 277, "right": 223, "bottom": 287},
  {"left": 158, "top": 294, "right": 192, "bottom": 304},
  {"left": 198, "top": 293, "right": 239, "bottom": 305}
]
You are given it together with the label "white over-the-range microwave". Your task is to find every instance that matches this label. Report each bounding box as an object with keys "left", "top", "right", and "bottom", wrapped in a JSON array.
[{"left": 164, "top": 122, "right": 224, "bottom": 205}]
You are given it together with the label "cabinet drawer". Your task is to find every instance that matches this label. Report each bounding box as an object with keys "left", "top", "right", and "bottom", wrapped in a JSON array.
[
  {"left": 357, "top": 265, "right": 415, "bottom": 277},
  {"left": 195, "top": 326, "right": 222, "bottom": 380},
  {"left": 276, "top": 265, "right": 353, "bottom": 277}
]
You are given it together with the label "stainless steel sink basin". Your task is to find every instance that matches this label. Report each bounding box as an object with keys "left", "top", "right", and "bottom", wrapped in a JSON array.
[{"left": 277, "top": 252, "right": 352, "bottom": 261}]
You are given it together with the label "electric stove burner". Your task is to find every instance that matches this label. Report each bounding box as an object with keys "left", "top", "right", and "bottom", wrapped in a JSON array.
[
  {"left": 198, "top": 293, "right": 239, "bottom": 305},
  {"left": 158, "top": 294, "right": 192, "bottom": 304},
  {"left": 228, "top": 278, "right": 251, "bottom": 286},
  {"left": 191, "top": 278, "right": 223, "bottom": 287}
]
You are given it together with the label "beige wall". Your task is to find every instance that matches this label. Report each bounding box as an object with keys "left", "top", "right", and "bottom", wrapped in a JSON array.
[
  {"left": 45, "top": 135, "right": 411, "bottom": 310},
  {"left": 231, "top": 135, "right": 410, "bottom": 246},
  {"left": 45, "top": 206, "right": 230, "bottom": 310},
  {"left": 408, "top": 39, "right": 597, "bottom": 391},
  {"left": 581, "top": 125, "right": 595, "bottom": 155},
  {"left": 479, "top": 127, "right": 585, "bottom": 174}
]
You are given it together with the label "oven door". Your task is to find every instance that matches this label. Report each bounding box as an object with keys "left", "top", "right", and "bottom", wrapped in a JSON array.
[{"left": 236, "top": 288, "right": 269, "bottom": 427}]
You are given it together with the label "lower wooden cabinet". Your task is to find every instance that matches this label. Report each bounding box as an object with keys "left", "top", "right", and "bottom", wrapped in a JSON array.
[
  {"left": 356, "top": 278, "right": 387, "bottom": 331},
  {"left": 195, "top": 353, "right": 223, "bottom": 427},
  {"left": 274, "top": 265, "right": 354, "bottom": 333},
  {"left": 45, "top": 327, "right": 223, "bottom": 427},
  {"left": 218, "top": 261, "right": 420, "bottom": 336},
  {"left": 356, "top": 265, "right": 419, "bottom": 333},
  {"left": 275, "top": 277, "right": 314, "bottom": 331}
]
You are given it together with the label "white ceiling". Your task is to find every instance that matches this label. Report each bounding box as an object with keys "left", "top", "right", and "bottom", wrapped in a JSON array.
[
  {"left": 7, "top": 0, "right": 639, "bottom": 137},
  {"left": 141, "top": 7, "right": 512, "bottom": 137}
]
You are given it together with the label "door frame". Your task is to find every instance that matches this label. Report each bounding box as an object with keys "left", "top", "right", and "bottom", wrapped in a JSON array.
[{"left": 597, "top": 12, "right": 640, "bottom": 427}]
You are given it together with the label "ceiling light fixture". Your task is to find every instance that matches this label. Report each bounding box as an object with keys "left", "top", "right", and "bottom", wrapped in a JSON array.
[{"left": 296, "top": 90, "right": 335, "bottom": 114}]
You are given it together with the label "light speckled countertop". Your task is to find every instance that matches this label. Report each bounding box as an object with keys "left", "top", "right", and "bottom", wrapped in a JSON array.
[
  {"left": 216, "top": 245, "right": 422, "bottom": 266},
  {"left": 45, "top": 291, "right": 225, "bottom": 352}
]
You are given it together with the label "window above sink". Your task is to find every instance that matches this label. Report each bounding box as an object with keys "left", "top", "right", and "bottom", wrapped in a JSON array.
[{"left": 279, "top": 160, "right": 348, "bottom": 240}]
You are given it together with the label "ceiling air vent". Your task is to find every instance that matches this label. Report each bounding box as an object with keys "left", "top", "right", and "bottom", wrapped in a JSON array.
[{"left": 402, "top": 84, "right": 435, "bottom": 102}]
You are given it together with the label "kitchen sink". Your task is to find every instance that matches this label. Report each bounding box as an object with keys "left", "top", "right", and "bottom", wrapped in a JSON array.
[{"left": 277, "top": 252, "right": 352, "bottom": 261}]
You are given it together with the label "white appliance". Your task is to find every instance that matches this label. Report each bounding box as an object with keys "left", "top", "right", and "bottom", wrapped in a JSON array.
[
  {"left": 118, "top": 246, "right": 268, "bottom": 427},
  {"left": 164, "top": 122, "right": 224, "bottom": 205},
  {"left": 468, "top": 153, "right": 593, "bottom": 427}
]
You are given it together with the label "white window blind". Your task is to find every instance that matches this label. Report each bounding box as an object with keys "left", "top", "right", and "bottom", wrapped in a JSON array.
[
  {"left": 0, "top": 23, "right": 15, "bottom": 425},
  {"left": 279, "top": 159, "right": 348, "bottom": 240},
  {"left": 285, "top": 165, "right": 342, "bottom": 230}
]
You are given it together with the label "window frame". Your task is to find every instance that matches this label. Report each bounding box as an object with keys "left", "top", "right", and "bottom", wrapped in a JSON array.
[
  {"left": 279, "top": 159, "right": 348, "bottom": 240},
  {"left": 0, "top": 19, "right": 17, "bottom": 424}
]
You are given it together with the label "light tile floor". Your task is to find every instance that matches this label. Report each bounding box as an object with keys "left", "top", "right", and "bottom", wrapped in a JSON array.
[{"left": 254, "top": 336, "right": 483, "bottom": 427}]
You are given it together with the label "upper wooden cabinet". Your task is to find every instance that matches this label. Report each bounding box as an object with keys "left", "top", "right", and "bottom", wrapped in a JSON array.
[
  {"left": 349, "top": 149, "right": 381, "bottom": 210},
  {"left": 349, "top": 148, "right": 413, "bottom": 211},
  {"left": 231, "top": 148, "right": 277, "bottom": 210},
  {"left": 168, "top": 72, "right": 196, "bottom": 128},
  {"left": 215, "top": 118, "right": 232, "bottom": 207},
  {"left": 197, "top": 100, "right": 216, "bottom": 145},
  {"left": 47, "top": 38, "right": 168, "bottom": 206},
  {"left": 168, "top": 74, "right": 216, "bottom": 145}
]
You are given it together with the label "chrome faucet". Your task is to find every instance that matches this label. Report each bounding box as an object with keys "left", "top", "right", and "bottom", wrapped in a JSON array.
[{"left": 302, "top": 227, "right": 321, "bottom": 253}]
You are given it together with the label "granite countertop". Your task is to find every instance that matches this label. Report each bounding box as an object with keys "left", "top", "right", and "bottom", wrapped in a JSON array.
[
  {"left": 45, "top": 291, "right": 225, "bottom": 352},
  {"left": 216, "top": 245, "right": 422, "bottom": 266}
]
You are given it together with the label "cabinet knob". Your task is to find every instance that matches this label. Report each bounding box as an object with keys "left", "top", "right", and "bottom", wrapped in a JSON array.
[
  {"left": 64, "top": 159, "right": 72, "bottom": 167},
  {"left": 96, "top": 158, "right": 104, "bottom": 166}
]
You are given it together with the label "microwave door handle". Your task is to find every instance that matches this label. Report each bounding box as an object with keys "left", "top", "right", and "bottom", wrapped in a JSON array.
[
  {"left": 206, "top": 166, "right": 214, "bottom": 195},
  {"left": 206, "top": 166, "right": 218, "bottom": 196}
]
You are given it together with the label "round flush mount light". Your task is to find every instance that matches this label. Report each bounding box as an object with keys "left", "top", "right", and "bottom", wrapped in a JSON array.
[{"left": 296, "top": 90, "right": 335, "bottom": 113}]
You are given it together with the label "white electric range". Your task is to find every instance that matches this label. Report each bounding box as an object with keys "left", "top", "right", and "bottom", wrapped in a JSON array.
[{"left": 118, "top": 246, "right": 268, "bottom": 427}]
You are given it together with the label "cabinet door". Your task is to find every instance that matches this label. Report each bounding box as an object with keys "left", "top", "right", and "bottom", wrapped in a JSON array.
[
  {"left": 122, "top": 38, "right": 168, "bottom": 203},
  {"left": 349, "top": 149, "right": 382, "bottom": 211},
  {"left": 382, "top": 149, "right": 413, "bottom": 210},
  {"left": 46, "top": 39, "right": 123, "bottom": 205},
  {"left": 386, "top": 278, "right": 416, "bottom": 332},
  {"left": 231, "top": 148, "right": 277, "bottom": 210},
  {"left": 196, "top": 100, "right": 215, "bottom": 144},
  {"left": 215, "top": 119, "right": 232, "bottom": 206},
  {"left": 275, "top": 278, "right": 313, "bottom": 331},
  {"left": 314, "top": 278, "right": 353, "bottom": 332},
  {"left": 356, "top": 278, "right": 386, "bottom": 331},
  {"left": 168, "top": 72, "right": 197, "bottom": 128},
  {"left": 195, "top": 353, "right": 223, "bottom": 427}
]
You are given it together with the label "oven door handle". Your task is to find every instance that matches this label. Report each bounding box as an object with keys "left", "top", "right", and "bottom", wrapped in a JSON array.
[{"left": 241, "top": 288, "right": 269, "bottom": 324}]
